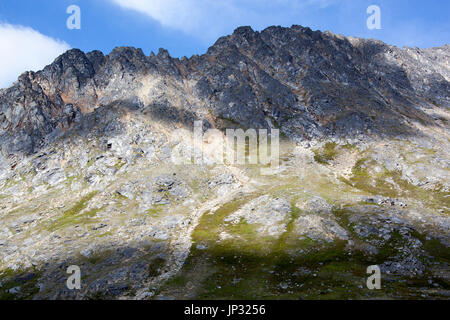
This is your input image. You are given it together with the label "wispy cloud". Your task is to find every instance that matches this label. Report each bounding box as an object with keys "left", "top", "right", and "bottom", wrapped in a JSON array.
[
  {"left": 110, "top": 0, "right": 338, "bottom": 40},
  {"left": 0, "top": 23, "right": 70, "bottom": 88}
]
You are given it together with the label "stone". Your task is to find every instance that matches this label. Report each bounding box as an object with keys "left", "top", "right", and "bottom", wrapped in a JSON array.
[{"left": 225, "top": 195, "right": 291, "bottom": 237}]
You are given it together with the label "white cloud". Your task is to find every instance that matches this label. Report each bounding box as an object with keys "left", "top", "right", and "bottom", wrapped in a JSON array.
[
  {"left": 110, "top": 0, "right": 338, "bottom": 41},
  {"left": 0, "top": 23, "right": 70, "bottom": 88}
]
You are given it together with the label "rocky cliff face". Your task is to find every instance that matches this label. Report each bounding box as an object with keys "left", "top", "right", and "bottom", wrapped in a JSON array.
[
  {"left": 2, "top": 25, "right": 449, "bottom": 155},
  {"left": 0, "top": 26, "right": 449, "bottom": 300}
]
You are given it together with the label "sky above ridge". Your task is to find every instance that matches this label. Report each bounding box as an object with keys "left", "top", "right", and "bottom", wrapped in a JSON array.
[{"left": 0, "top": 0, "right": 449, "bottom": 88}]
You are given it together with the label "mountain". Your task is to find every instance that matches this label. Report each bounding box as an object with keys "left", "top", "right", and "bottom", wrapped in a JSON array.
[{"left": 0, "top": 25, "right": 449, "bottom": 300}]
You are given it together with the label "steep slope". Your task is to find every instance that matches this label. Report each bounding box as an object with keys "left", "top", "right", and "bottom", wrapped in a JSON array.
[
  {"left": 1, "top": 25, "right": 449, "bottom": 156},
  {"left": 0, "top": 25, "right": 449, "bottom": 300}
]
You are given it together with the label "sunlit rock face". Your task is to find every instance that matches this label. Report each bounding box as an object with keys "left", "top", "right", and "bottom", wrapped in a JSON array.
[{"left": 0, "top": 25, "right": 449, "bottom": 300}]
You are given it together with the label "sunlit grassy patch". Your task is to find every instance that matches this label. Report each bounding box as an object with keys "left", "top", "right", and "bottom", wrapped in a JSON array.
[
  {"left": 313, "top": 142, "right": 338, "bottom": 164},
  {"left": 48, "top": 191, "right": 100, "bottom": 231},
  {"left": 340, "top": 158, "right": 449, "bottom": 212}
]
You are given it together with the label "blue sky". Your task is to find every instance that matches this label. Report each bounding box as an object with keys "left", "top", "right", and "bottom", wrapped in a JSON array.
[{"left": 0, "top": 0, "right": 449, "bottom": 87}]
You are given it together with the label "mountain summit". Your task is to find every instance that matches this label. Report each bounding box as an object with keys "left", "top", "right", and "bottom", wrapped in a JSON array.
[{"left": 1, "top": 25, "right": 449, "bottom": 155}]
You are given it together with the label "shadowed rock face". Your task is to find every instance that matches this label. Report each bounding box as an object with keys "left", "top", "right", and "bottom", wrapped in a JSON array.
[
  {"left": 0, "top": 26, "right": 449, "bottom": 300},
  {"left": 1, "top": 25, "right": 449, "bottom": 156}
]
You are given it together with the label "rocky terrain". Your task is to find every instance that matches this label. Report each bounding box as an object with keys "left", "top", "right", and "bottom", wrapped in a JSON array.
[{"left": 0, "top": 25, "right": 449, "bottom": 300}]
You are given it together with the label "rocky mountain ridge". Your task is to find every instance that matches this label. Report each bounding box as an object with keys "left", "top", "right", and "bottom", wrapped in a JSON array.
[{"left": 1, "top": 25, "right": 449, "bottom": 156}]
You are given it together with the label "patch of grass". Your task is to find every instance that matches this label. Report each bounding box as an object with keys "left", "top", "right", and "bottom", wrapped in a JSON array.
[
  {"left": 164, "top": 274, "right": 188, "bottom": 287},
  {"left": 145, "top": 207, "right": 163, "bottom": 216},
  {"left": 114, "top": 160, "right": 126, "bottom": 170},
  {"left": 342, "top": 143, "right": 358, "bottom": 151},
  {"left": 413, "top": 231, "right": 450, "bottom": 264},
  {"left": 352, "top": 158, "right": 370, "bottom": 177},
  {"left": 2, "top": 177, "right": 20, "bottom": 190},
  {"left": 194, "top": 198, "right": 247, "bottom": 244},
  {"left": 422, "top": 148, "right": 437, "bottom": 155},
  {"left": 344, "top": 158, "right": 449, "bottom": 212},
  {"left": 228, "top": 218, "right": 258, "bottom": 240},
  {"left": 48, "top": 191, "right": 100, "bottom": 232},
  {"left": 164, "top": 238, "right": 380, "bottom": 300},
  {"left": 344, "top": 159, "right": 398, "bottom": 196},
  {"left": 313, "top": 142, "right": 338, "bottom": 164},
  {"left": 97, "top": 231, "right": 112, "bottom": 238},
  {"left": 0, "top": 268, "right": 41, "bottom": 300},
  {"left": 80, "top": 249, "right": 112, "bottom": 265},
  {"left": 356, "top": 201, "right": 382, "bottom": 206},
  {"left": 275, "top": 200, "right": 302, "bottom": 252},
  {"left": 148, "top": 257, "right": 166, "bottom": 277}
]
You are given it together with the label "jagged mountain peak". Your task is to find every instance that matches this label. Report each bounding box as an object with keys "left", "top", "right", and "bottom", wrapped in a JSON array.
[{"left": 0, "top": 24, "right": 449, "bottom": 156}]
